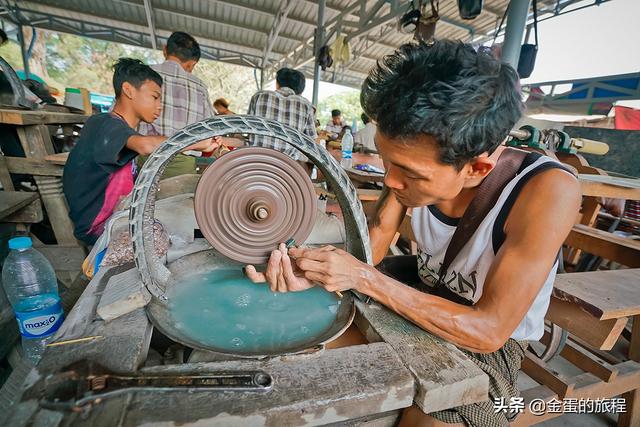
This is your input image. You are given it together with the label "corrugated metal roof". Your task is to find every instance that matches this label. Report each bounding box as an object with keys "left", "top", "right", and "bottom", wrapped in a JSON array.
[{"left": 0, "top": 0, "right": 608, "bottom": 88}]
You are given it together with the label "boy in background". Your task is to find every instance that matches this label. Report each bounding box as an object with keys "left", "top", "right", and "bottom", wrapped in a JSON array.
[{"left": 63, "top": 58, "right": 216, "bottom": 245}]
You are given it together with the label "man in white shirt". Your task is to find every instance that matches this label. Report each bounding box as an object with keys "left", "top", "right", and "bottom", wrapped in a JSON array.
[{"left": 354, "top": 113, "right": 377, "bottom": 153}]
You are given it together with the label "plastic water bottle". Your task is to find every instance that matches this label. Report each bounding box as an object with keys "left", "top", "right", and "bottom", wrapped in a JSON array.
[
  {"left": 341, "top": 129, "right": 354, "bottom": 169},
  {"left": 2, "top": 237, "right": 64, "bottom": 364}
]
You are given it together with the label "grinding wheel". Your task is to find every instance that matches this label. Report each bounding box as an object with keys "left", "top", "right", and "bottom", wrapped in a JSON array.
[{"left": 194, "top": 147, "right": 316, "bottom": 265}]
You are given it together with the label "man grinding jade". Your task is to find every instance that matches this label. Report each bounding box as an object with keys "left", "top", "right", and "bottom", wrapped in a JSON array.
[{"left": 246, "top": 40, "right": 580, "bottom": 427}]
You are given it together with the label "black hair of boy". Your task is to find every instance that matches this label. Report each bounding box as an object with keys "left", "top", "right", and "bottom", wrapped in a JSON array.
[
  {"left": 331, "top": 109, "right": 341, "bottom": 117},
  {"left": 361, "top": 40, "right": 522, "bottom": 169},
  {"left": 275, "top": 68, "right": 306, "bottom": 95},
  {"left": 361, "top": 113, "right": 371, "bottom": 124},
  {"left": 112, "top": 58, "right": 162, "bottom": 98},
  {"left": 166, "top": 32, "right": 201, "bottom": 62}
]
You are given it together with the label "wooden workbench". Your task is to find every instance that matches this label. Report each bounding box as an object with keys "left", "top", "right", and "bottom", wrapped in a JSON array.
[
  {"left": 0, "top": 108, "right": 87, "bottom": 284},
  {"left": 1, "top": 195, "right": 490, "bottom": 426}
]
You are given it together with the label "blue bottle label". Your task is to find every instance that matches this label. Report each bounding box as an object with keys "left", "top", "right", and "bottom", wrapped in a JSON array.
[
  {"left": 15, "top": 300, "right": 64, "bottom": 338},
  {"left": 342, "top": 150, "right": 352, "bottom": 159}
]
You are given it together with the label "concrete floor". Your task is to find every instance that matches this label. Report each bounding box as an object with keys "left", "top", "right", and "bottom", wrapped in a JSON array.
[{"left": 517, "top": 340, "right": 629, "bottom": 426}]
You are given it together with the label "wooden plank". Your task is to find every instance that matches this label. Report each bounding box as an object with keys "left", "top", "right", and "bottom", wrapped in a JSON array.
[
  {"left": 581, "top": 181, "right": 640, "bottom": 200},
  {"left": 565, "top": 224, "right": 640, "bottom": 268},
  {"left": 90, "top": 343, "right": 414, "bottom": 426},
  {"left": 545, "top": 297, "right": 628, "bottom": 350},
  {"left": 552, "top": 270, "right": 640, "bottom": 320},
  {"left": 4, "top": 156, "right": 64, "bottom": 176},
  {"left": 2, "top": 198, "right": 43, "bottom": 224},
  {"left": 619, "top": 389, "right": 640, "bottom": 427},
  {"left": 36, "top": 264, "right": 153, "bottom": 375},
  {"left": 43, "top": 152, "right": 68, "bottom": 166},
  {"left": 0, "top": 154, "right": 15, "bottom": 190},
  {"left": 515, "top": 361, "right": 640, "bottom": 426},
  {"left": 354, "top": 300, "right": 489, "bottom": 413},
  {"left": 16, "top": 125, "right": 77, "bottom": 245},
  {"left": 32, "top": 245, "right": 86, "bottom": 272},
  {"left": 97, "top": 269, "right": 150, "bottom": 322},
  {"left": 0, "top": 109, "right": 87, "bottom": 126},
  {"left": 0, "top": 191, "right": 38, "bottom": 219},
  {"left": 0, "top": 359, "right": 33, "bottom": 416},
  {"left": 521, "top": 351, "right": 575, "bottom": 398}
]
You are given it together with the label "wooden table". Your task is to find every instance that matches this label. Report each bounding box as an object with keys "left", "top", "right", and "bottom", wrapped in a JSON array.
[
  {"left": 329, "top": 148, "right": 385, "bottom": 185},
  {"left": 1, "top": 195, "right": 491, "bottom": 426},
  {"left": 522, "top": 269, "right": 640, "bottom": 427},
  {"left": 0, "top": 109, "right": 87, "bottom": 285}
]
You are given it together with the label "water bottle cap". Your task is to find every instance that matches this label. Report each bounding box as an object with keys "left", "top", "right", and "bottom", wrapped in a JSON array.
[{"left": 8, "top": 237, "right": 32, "bottom": 250}]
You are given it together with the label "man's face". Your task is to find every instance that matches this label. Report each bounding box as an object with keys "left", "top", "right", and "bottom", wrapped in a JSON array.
[
  {"left": 376, "top": 131, "right": 468, "bottom": 208},
  {"left": 131, "top": 80, "right": 162, "bottom": 124},
  {"left": 332, "top": 115, "right": 342, "bottom": 125}
]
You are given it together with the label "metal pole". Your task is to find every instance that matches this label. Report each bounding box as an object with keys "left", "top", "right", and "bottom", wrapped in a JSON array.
[
  {"left": 501, "top": 0, "right": 531, "bottom": 69},
  {"left": 312, "top": 0, "right": 326, "bottom": 106},
  {"left": 17, "top": 25, "right": 30, "bottom": 78}
]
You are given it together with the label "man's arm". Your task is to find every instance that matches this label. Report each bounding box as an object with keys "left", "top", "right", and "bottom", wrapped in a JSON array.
[
  {"left": 126, "top": 135, "right": 166, "bottom": 155},
  {"left": 369, "top": 186, "right": 407, "bottom": 264},
  {"left": 294, "top": 169, "right": 581, "bottom": 353},
  {"left": 126, "top": 135, "right": 218, "bottom": 156}
]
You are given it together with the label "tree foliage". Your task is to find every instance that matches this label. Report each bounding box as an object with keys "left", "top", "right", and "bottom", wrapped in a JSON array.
[
  {"left": 0, "top": 28, "right": 256, "bottom": 111},
  {"left": 317, "top": 90, "right": 364, "bottom": 129}
]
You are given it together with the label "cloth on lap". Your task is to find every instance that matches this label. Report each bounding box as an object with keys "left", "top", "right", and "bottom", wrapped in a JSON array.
[{"left": 431, "top": 339, "right": 527, "bottom": 426}]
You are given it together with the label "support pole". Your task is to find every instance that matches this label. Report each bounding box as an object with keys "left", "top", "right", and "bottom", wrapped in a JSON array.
[
  {"left": 312, "top": 0, "right": 326, "bottom": 106},
  {"left": 501, "top": 0, "right": 531, "bottom": 69},
  {"left": 17, "top": 24, "right": 30, "bottom": 78}
]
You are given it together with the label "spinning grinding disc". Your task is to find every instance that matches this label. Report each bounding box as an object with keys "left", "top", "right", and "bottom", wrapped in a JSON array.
[{"left": 194, "top": 147, "right": 316, "bottom": 265}]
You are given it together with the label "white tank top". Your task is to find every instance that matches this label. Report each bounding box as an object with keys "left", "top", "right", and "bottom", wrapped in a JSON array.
[{"left": 411, "top": 152, "right": 570, "bottom": 341}]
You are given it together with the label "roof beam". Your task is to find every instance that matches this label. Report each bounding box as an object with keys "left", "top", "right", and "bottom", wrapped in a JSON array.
[
  {"left": 110, "top": 0, "right": 306, "bottom": 46},
  {"left": 15, "top": 3, "right": 268, "bottom": 65},
  {"left": 141, "top": 0, "right": 156, "bottom": 49},
  {"left": 268, "top": 1, "right": 363, "bottom": 78},
  {"left": 261, "top": 0, "right": 296, "bottom": 68}
]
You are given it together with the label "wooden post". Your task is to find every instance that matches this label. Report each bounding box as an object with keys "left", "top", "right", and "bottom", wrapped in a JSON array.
[{"left": 16, "top": 125, "right": 78, "bottom": 245}]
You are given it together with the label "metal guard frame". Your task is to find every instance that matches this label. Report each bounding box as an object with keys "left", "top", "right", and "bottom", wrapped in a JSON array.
[{"left": 129, "top": 115, "right": 372, "bottom": 300}]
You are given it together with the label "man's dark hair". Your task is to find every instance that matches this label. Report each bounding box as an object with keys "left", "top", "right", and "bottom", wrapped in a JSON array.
[
  {"left": 361, "top": 113, "right": 370, "bottom": 124},
  {"left": 166, "top": 31, "right": 201, "bottom": 62},
  {"left": 361, "top": 40, "right": 523, "bottom": 168},
  {"left": 275, "top": 68, "right": 305, "bottom": 94},
  {"left": 112, "top": 58, "right": 162, "bottom": 98},
  {"left": 331, "top": 109, "right": 341, "bottom": 117}
]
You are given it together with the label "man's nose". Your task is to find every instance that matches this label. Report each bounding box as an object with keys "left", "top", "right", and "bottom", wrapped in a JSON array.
[{"left": 383, "top": 165, "right": 405, "bottom": 190}]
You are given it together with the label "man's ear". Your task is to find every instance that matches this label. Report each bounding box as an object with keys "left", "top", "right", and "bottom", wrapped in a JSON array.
[
  {"left": 163, "top": 46, "right": 168, "bottom": 59},
  {"left": 466, "top": 155, "right": 496, "bottom": 180},
  {"left": 183, "top": 60, "right": 197, "bottom": 73},
  {"left": 121, "top": 82, "right": 135, "bottom": 100}
]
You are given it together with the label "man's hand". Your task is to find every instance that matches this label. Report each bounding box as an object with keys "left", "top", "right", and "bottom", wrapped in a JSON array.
[
  {"left": 185, "top": 136, "right": 222, "bottom": 153},
  {"left": 244, "top": 243, "right": 315, "bottom": 292},
  {"left": 289, "top": 245, "right": 375, "bottom": 294}
]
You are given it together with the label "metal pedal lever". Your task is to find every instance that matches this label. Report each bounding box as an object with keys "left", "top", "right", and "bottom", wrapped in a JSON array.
[{"left": 39, "top": 370, "right": 273, "bottom": 412}]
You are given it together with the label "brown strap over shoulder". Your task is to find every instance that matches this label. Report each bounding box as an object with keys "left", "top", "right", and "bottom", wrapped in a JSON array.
[{"left": 435, "top": 147, "right": 529, "bottom": 301}]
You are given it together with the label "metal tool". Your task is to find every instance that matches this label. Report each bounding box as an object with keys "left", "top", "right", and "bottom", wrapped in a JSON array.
[
  {"left": 508, "top": 125, "right": 609, "bottom": 155},
  {"left": 24, "top": 361, "right": 273, "bottom": 413}
]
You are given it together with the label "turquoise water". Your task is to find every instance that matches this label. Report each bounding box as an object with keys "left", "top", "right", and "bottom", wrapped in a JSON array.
[{"left": 167, "top": 269, "right": 342, "bottom": 353}]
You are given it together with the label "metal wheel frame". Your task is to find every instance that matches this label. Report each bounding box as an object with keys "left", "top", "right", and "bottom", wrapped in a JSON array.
[{"left": 129, "top": 115, "right": 372, "bottom": 301}]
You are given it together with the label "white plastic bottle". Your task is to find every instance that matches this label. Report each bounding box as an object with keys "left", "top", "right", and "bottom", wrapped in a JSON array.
[
  {"left": 341, "top": 129, "right": 354, "bottom": 169},
  {"left": 2, "top": 237, "right": 64, "bottom": 364}
]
